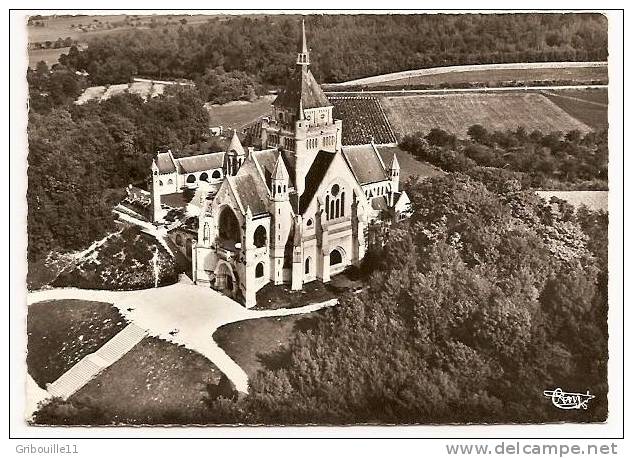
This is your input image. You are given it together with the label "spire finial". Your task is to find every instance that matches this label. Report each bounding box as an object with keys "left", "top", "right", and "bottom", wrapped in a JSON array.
[{"left": 296, "top": 18, "right": 310, "bottom": 66}]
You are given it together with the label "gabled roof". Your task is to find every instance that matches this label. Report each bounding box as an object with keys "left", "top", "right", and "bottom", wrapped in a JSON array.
[
  {"left": 341, "top": 144, "right": 388, "bottom": 185},
  {"left": 156, "top": 152, "right": 176, "bottom": 174},
  {"left": 273, "top": 67, "right": 331, "bottom": 112},
  {"left": 230, "top": 174, "right": 268, "bottom": 216},
  {"left": 176, "top": 152, "right": 225, "bottom": 174},
  {"left": 299, "top": 150, "right": 337, "bottom": 214},
  {"left": 226, "top": 154, "right": 271, "bottom": 217}
]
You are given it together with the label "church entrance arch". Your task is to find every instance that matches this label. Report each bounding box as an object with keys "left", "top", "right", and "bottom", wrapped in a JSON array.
[
  {"left": 330, "top": 247, "right": 345, "bottom": 266},
  {"left": 217, "top": 206, "right": 241, "bottom": 250},
  {"left": 214, "top": 261, "right": 237, "bottom": 297}
]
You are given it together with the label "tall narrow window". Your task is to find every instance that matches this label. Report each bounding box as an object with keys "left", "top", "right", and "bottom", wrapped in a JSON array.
[
  {"left": 341, "top": 192, "right": 345, "bottom": 217},
  {"left": 203, "top": 223, "right": 210, "bottom": 244}
]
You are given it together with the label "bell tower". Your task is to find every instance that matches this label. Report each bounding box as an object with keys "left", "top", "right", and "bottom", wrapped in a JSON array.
[{"left": 263, "top": 19, "right": 342, "bottom": 197}]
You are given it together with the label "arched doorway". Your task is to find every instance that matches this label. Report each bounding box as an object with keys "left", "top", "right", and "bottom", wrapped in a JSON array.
[
  {"left": 330, "top": 248, "right": 344, "bottom": 266},
  {"left": 218, "top": 206, "right": 241, "bottom": 250},
  {"left": 215, "top": 262, "right": 236, "bottom": 296}
]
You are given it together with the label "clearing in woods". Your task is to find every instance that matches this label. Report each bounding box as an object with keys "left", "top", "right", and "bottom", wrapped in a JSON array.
[
  {"left": 205, "top": 95, "right": 276, "bottom": 130},
  {"left": 381, "top": 92, "right": 592, "bottom": 138}
]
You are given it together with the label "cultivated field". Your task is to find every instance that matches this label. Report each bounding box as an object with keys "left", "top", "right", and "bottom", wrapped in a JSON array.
[
  {"left": 335, "top": 62, "right": 608, "bottom": 87},
  {"left": 543, "top": 88, "right": 608, "bottom": 130},
  {"left": 331, "top": 97, "right": 397, "bottom": 145},
  {"left": 361, "top": 65, "right": 608, "bottom": 88},
  {"left": 27, "top": 14, "right": 216, "bottom": 68},
  {"left": 381, "top": 92, "right": 593, "bottom": 138}
]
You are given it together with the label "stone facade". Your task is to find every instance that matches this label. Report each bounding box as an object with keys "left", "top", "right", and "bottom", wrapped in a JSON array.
[{"left": 151, "top": 21, "right": 411, "bottom": 308}]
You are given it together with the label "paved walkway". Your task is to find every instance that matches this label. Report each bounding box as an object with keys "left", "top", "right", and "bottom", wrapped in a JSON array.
[
  {"left": 27, "top": 283, "right": 337, "bottom": 407},
  {"left": 47, "top": 323, "right": 147, "bottom": 400}
]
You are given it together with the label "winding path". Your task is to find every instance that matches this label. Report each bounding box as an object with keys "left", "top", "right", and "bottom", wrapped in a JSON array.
[{"left": 27, "top": 284, "right": 337, "bottom": 405}]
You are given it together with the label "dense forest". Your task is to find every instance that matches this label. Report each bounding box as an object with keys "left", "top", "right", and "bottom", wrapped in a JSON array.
[
  {"left": 401, "top": 125, "right": 608, "bottom": 190},
  {"left": 198, "top": 173, "right": 608, "bottom": 425},
  {"left": 27, "top": 63, "right": 208, "bottom": 262},
  {"left": 58, "top": 13, "right": 608, "bottom": 90}
]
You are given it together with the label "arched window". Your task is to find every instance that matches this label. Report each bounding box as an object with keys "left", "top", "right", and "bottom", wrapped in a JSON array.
[
  {"left": 305, "top": 257, "right": 311, "bottom": 275},
  {"left": 326, "top": 184, "right": 345, "bottom": 220},
  {"left": 175, "top": 234, "right": 183, "bottom": 246},
  {"left": 168, "top": 179, "right": 173, "bottom": 185},
  {"left": 341, "top": 192, "right": 345, "bottom": 217},
  {"left": 306, "top": 218, "right": 313, "bottom": 227},
  {"left": 212, "top": 170, "right": 221, "bottom": 179},
  {"left": 159, "top": 180, "right": 163, "bottom": 186},
  {"left": 255, "top": 262, "right": 264, "bottom": 278},
  {"left": 253, "top": 225, "right": 267, "bottom": 248},
  {"left": 218, "top": 206, "right": 241, "bottom": 247},
  {"left": 187, "top": 174, "right": 196, "bottom": 184},
  {"left": 200, "top": 172, "right": 209, "bottom": 182},
  {"left": 330, "top": 249, "right": 343, "bottom": 265}
]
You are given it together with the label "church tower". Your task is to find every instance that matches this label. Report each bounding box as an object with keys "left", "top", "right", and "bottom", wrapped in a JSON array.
[{"left": 262, "top": 20, "right": 342, "bottom": 196}]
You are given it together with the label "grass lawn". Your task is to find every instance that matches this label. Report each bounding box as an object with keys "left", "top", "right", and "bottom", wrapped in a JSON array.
[
  {"left": 70, "top": 336, "right": 222, "bottom": 424},
  {"left": 543, "top": 88, "right": 608, "bottom": 131},
  {"left": 381, "top": 92, "right": 592, "bottom": 138},
  {"left": 377, "top": 146, "right": 444, "bottom": 182},
  {"left": 214, "top": 312, "right": 325, "bottom": 378},
  {"left": 254, "top": 267, "right": 366, "bottom": 311},
  {"left": 27, "top": 299, "right": 127, "bottom": 387},
  {"left": 205, "top": 95, "right": 275, "bottom": 130}
]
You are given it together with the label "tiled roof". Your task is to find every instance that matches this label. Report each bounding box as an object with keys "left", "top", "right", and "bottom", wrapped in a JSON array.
[
  {"left": 227, "top": 155, "right": 271, "bottom": 217},
  {"left": 341, "top": 144, "right": 388, "bottom": 185},
  {"left": 176, "top": 152, "right": 225, "bottom": 174},
  {"left": 231, "top": 174, "right": 268, "bottom": 216},
  {"left": 299, "top": 150, "right": 336, "bottom": 214},
  {"left": 273, "top": 67, "right": 331, "bottom": 112},
  {"left": 156, "top": 152, "right": 176, "bottom": 174}
]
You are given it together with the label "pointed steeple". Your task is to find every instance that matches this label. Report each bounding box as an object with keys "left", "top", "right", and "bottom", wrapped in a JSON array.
[
  {"left": 296, "top": 18, "right": 310, "bottom": 67},
  {"left": 272, "top": 152, "right": 289, "bottom": 180},
  {"left": 388, "top": 152, "right": 400, "bottom": 171},
  {"left": 227, "top": 129, "right": 245, "bottom": 156}
]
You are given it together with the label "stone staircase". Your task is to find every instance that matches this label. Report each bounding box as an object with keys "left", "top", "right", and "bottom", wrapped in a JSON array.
[{"left": 47, "top": 323, "right": 147, "bottom": 400}]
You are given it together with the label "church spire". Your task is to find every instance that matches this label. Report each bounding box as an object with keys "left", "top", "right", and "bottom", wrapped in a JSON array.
[{"left": 296, "top": 19, "right": 310, "bottom": 67}]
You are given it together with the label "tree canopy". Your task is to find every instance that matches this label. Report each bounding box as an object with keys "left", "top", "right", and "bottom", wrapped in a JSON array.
[{"left": 59, "top": 14, "right": 608, "bottom": 87}]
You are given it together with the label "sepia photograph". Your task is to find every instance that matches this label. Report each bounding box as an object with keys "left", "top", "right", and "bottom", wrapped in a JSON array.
[{"left": 8, "top": 5, "right": 624, "bottom": 447}]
